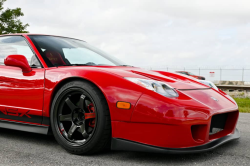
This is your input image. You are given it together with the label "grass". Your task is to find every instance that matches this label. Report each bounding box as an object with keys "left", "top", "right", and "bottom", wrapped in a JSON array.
[{"left": 233, "top": 98, "right": 250, "bottom": 113}]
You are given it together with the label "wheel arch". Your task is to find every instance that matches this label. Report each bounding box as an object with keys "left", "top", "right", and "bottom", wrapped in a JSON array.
[
  {"left": 48, "top": 76, "right": 112, "bottom": 153},
  {"left": 48, "top": 76, "right": 111, "bottom": 124}
]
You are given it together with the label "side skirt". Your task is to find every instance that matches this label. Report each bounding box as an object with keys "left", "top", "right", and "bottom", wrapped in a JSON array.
[{"left": 0, "top": 120, "right": 49, "bottom": 135}]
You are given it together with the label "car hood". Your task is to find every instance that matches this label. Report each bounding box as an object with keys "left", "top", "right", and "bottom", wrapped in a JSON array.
[
  {"left": 97, "top": 66, "right": 237, "bottom": 112},
  {"left": 89, "top": 66, "right": 209, "bottom": 90}
]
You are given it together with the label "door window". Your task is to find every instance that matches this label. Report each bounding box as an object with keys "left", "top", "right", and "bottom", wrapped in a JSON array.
[{"left": 0, "top": 36, "right": 40, "bottom": 67}]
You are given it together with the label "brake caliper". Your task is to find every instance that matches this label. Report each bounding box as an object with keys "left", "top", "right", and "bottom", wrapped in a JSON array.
[{"left": 87, "top": 103, "right": 95, "bottom": 127}]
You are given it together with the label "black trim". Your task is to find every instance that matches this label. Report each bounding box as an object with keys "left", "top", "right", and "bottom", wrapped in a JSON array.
[
  {"left": 42, "top": 116, "right": 50, "bottom": 126},
  {"left": 28, "top": 37, "right": 54, "bottom": 67},
  {"left": 210, "top": 113, "right": 228, "bottom": 133},
  {"left": 0, "top": 112, "right": 43, "bottom": 124},
  {"left": 0, "top": 120, "right": 48, "bottom": 134},
  {"left": 27, "top": 34, "right": 86, "bottom": 42},
  {"left": 178, "top": 87, "right": 212, "bottom": 91},
  {"left": 23, "top": 36, "right": 43, "bottom": 68},
  {"left": 111, "top": 128, "right": 240, "bottom": 154}
]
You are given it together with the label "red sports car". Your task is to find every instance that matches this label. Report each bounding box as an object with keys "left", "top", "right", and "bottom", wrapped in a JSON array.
[
  {"left": 0, "top": 34, "right": 239, "bottom": 155},
  {"left": 176, "top": 71, "right": 206, "bottom": 80}
]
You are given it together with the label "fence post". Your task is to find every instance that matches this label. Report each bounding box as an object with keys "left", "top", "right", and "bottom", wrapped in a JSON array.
[
  {"left": 242, "top": 68, "right": 244, "bottom": 81},
  {"left": 220, "top": 68, "right": 222, "bottom": 81}
]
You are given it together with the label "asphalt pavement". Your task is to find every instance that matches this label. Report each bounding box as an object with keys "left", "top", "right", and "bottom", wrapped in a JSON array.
[{"left": 0, "top": 113, "right": 249, "bottom": 166}]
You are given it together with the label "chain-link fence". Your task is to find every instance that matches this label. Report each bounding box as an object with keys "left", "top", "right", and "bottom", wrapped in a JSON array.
[{"left": 142, "top": 67, "right": 250, "bottom": 83}]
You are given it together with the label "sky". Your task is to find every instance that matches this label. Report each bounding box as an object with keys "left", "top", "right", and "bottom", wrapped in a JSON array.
[{"left": 4, "top": 0, "right": 250, "bottom": 69}]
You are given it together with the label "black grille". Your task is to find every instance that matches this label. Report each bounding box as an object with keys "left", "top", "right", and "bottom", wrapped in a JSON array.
[{"left": 209, "top": 113, "right": 228, "bottom": 135}]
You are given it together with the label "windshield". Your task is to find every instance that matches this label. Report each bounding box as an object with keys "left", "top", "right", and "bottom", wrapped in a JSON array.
[
  {"left": 187, "top": 72, "right": 195, "bottom": 75},
  {"left": 28, "top": 35, "right": 126, "bottom": 67}
]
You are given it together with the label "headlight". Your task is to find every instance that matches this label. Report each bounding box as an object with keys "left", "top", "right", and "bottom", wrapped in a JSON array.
[
  {"left": 199, "top": 80, "right": 218, "bottom": 90},
  {"left": 125, "top": 77, "right": 179, "bottom": 97}
]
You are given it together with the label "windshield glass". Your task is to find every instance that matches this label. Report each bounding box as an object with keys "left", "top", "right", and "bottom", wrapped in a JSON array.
[
  {"left": 28, "top": 35, "right": 126, "bottom": 67},
  {"left": 187, "top": 72, "right": 195, "bottom": 75}
]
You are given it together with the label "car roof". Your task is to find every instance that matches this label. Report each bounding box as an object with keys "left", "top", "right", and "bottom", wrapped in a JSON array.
[{"left": 0, "top": 33, "right": 85, "bottom": 42}]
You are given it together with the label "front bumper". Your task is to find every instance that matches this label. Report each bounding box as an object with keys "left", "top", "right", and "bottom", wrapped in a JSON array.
[{"left": 111, "top": 128, "right": 240, "bottom": 154}]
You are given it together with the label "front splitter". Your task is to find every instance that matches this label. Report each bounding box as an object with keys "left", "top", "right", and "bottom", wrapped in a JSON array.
[{"left": 111, "top": 128, "right": 240, "bottom": 154}]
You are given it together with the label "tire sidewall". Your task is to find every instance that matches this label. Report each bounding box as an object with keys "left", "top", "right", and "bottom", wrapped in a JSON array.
[{"left": 50, "top": 81, "right": 108, "bottom": 153}]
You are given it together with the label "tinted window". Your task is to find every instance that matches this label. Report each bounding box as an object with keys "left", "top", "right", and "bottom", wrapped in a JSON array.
[
  {"left": 28, "top": 35, "right": 126, "bottom": 67},
  {"left": 0, "top": 36, "right": 40, "bottom": 67}
]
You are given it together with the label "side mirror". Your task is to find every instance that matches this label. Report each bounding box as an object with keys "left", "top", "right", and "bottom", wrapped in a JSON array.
[{"left": 4, "top": 55, "right": 32, "bottom": 73}]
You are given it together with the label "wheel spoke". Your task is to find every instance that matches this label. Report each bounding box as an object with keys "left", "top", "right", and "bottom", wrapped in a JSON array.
[
  {"left": 58, "top": 92, "right": 97, "bottom": 143},
  {"left": 78, "top": 94, "right": 86, "bottom": 111},
  {"left": 78, "top": 124, "right": 89, "bottom": 139},
  {"left": 65, "top": 97, "right": 77, "bottom": 111},
  {"left": 84, "top": 112, "right": 96, "bottom": 120},
  {"left": 68, "top": 123, "right": 78, "bottom": 139},
  {"left": 59, "top": 114, "right": 72, "bottom": 122}
]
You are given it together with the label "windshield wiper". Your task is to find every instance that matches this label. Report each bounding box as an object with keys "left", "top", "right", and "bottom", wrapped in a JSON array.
[
  {"left": 71, "top": 64, "right": 95, "bottom": 66},
  {"left": 58, "top": 64, "right": 94, "bottom": 67},
  {"left": 72, "top": 64, "right": 132, "bottom": 66},
  {"left": 119, "top": 65, "right": 134, "bottom": 67}
]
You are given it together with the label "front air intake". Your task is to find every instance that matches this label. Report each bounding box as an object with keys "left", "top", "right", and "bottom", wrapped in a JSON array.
[{"left": 209, "top": 113, "right": 228, "bottom": 135}]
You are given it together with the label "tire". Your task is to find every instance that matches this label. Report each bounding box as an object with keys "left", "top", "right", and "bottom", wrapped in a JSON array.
[{"left": 50, "top": 80, "right": 111, "bottom": 155}]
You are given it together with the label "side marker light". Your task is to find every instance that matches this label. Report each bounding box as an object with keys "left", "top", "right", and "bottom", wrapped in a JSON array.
[{"left": 116, "top": 102, "right": 131, "bottom": 109}]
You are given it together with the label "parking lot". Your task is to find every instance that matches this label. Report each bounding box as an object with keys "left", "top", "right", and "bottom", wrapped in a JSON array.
[{"left": 0, "top": 113, "right": 248, "bottom": 166}]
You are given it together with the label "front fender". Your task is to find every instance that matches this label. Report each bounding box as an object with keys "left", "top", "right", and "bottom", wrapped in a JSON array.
[{"left": 43, "top": 67, "right": 146, "bottom": 122}]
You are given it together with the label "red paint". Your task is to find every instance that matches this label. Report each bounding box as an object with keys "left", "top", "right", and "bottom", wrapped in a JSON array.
[
  {"left": 84, "top": 113, "right": 96, "bottom": 119},
  {"left": 0, "top": 66, "right": 45, "bottom": 120},
  {"left": 4, "top": 55, "right": 32, "bottom": 73},
  {"left": 0, "top": 34, "right": 239, "bottom": 150}
]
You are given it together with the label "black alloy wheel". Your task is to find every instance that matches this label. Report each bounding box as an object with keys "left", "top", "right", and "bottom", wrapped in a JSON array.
[
  {"left": 51, "top": 81, "right": 111, "bottom": 154},
  {"left": 57, "top": 91, "right": 96, "bottom": 145}
]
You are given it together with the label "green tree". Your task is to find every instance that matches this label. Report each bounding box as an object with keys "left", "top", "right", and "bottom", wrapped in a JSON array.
[{"left": 0, "top": 0, "right": 29, "bottom": 34}]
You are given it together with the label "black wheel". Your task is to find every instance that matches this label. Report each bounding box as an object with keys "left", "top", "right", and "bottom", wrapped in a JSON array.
[{"left": 50, "top": 80, "right": 111, "bottom": 154}]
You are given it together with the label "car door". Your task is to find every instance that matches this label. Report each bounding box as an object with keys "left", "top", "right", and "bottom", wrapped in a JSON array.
[{"left": 0, "top": 36, "right": 45, "bottom": 124}]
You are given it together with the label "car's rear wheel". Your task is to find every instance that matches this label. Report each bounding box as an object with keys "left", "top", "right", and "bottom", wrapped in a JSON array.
[{"left": 50, "top": 80, "right": 111, "bottom": 154}]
